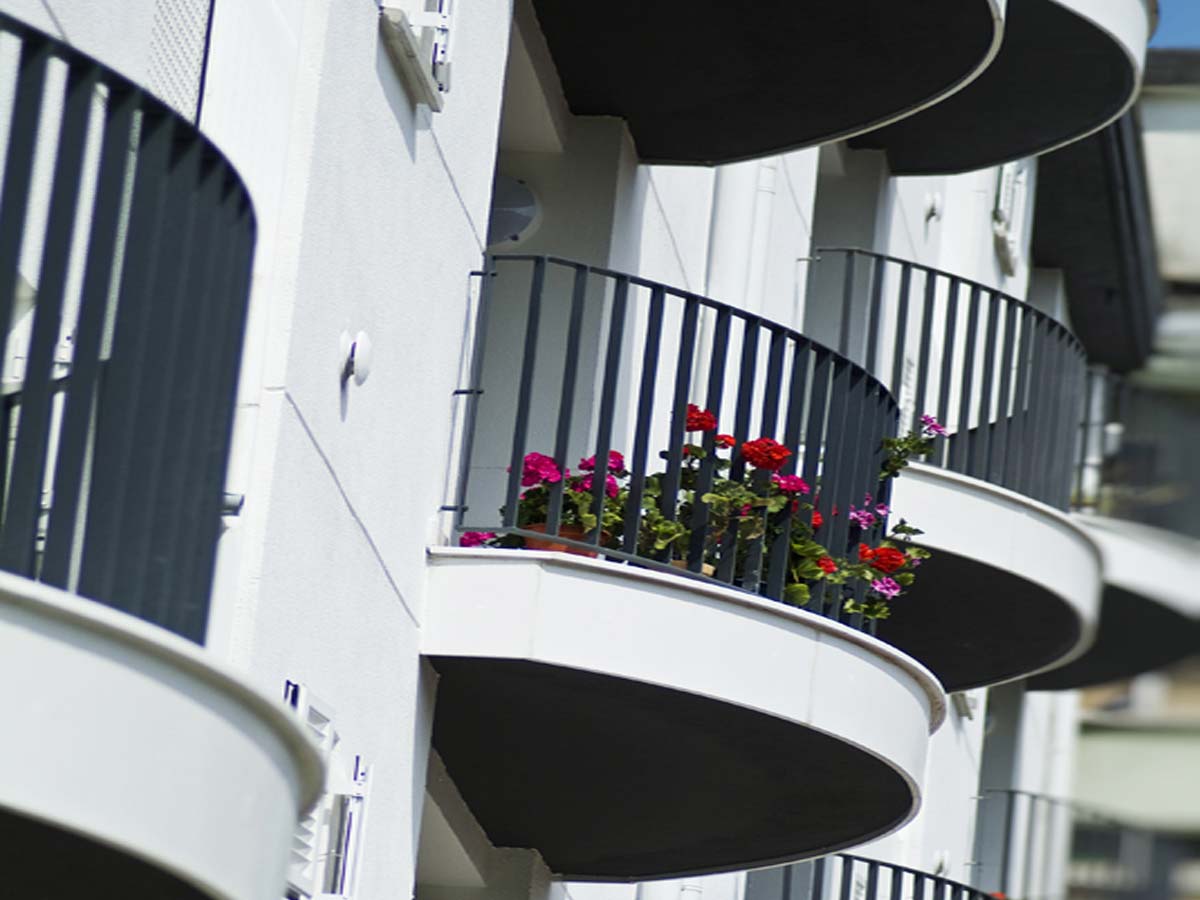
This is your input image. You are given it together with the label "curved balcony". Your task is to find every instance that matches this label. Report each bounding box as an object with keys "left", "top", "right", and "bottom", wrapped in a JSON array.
[
  {"left": 527, "top": 0, "right": 1004, "bottom": 164},
  {"left": 0, "top": 11, "right": 255, "bottom": 642},
  {"left": 809, "top": 249, "right": 1101, "bottom": 690},
  {"left": 850, "top": 0, "right": 1151, "bottom": 175},
  {"left": 1029, "top": 518, "right": 1200, "bottom": 691},
  {"left": 0, "top": 571, "right": 323, "bottom": 900},
  {"left": 431, "top": 255, "right": 945, "bottom": 879},
  {"left": 0, "top": 15, "right": 301, "bottom": 899}
]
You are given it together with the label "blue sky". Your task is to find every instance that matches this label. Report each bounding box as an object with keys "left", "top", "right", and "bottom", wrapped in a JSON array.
[{"left": 1152, "top": 0, "right": 1200, "bottom": 47}]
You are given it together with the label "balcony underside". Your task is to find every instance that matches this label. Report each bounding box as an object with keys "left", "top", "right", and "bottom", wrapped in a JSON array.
[
  {"left": 850, "top": 0, "right": 1146, "bottom": 175},
  {"left": 1033, "top": 113, "right": 1162, "bottom": 374},
  {"left": 423, "top": 548, "right": 944, "bottom": 881},
  {"left": 529, "top": 0, "right": 1002, "bottom": 164},
  {"left": 1030, "top": 518, "right": 1200, "bottom": 690},
  {"left": 0, "top": 572, "right": 323, "bottom": 900},
  {"left": 881, "top": 465, "right": 1102, "bottom": 691}
]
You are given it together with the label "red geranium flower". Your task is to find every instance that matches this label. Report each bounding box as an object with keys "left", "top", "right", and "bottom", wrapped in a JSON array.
[
  {"left": 858, "top": 543, "right": 876, "bottom": 563},
  {"left": 870, "top": 547, "right": 908, "bottom": 574},
  {"left": 811, "top": 509, "right": 823, "bottom": 530},
  {"left": 817, "top": 556, "right": 838, "bottom": 574},
  {"left": 741, "top": 437, "right": 792, "bottom": 470},
  {"left": 714, "top": 433, "right": 737, "bottom": 448},
  {"left": 685, "top": 403, "right": 718, "bottom": 432}
]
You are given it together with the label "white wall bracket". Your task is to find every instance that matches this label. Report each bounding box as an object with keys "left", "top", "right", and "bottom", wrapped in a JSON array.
[{"left": 379, "top": 5, "right": 449, "bottom": 112}]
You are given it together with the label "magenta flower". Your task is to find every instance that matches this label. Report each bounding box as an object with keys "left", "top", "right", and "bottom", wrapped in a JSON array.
[
  {"left": 874, "top": 503, "right": 891, "bottom": 518},
  {"left": 460, "top": 531, "right": 496, "bottom": 547},
  {"left": 920, "top": 414, "right": 948, "bottom": 437},
  {"left": 870, "top": 577, "right": 902, "bottom": 599},
  {"left": 518, "top": 452, "right": 562, "bottom": 487},
  {"left": 848, "top": 507, "right": 877, "bottom": 529},
  {"left": 579, "top": 450, "right": 626, "bottom": 473},
  {"left": 772, "top": 474, "right": 811, "bottom": 494},
  {"left": 573, "top": 473, "right": 619, "bottom": 498}
]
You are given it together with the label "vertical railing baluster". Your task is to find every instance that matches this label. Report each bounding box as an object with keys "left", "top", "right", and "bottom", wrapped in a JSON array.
[
  {"left": 148, "top": 152, "right": 227, "bottom": 616},
  {"left": 688, "top": 306, "right": 732, "bottom": 570},
  {"left": 865, "top": 255, "right": 886, "bottom": 377},
  {"left": 717, "top": 317, "right": 761, "bottom": 584},
  {"left": 1004, "top": 310, "right": 1036, "bottom": 492},
  {"left": 766, "top": 339, "right": 811, "bottom": 600},
  {"left": 0, "top": 62, "right": 96, "bottom": 576},
  {"left": 934, "top": 277, "right": 960, "bottom": 469},
  {"left": 990, "top": 301, "right": 1019, "bottom": 485},
  {"left": 742, "top": 326, "right": 788, "bottom": 591},
  {"left": 175, "top": 185, "right": 255, "bottom": 641},
  {"left": 500, "top": 257, "right": 545, "bottom": 529},
  {"left": 659, "top": 297, "right": 700, "bottom": 547},
  {"left": 622, "top": 286, "right": 664, "bottom": 556},
  {"left": 951, "top": 285, "right": 982, "bottom": 475},
  {"left": 545, "top": 264, "right": 589, "bottom": 537},
  {"left": 839, "top": 858, "right": 854, "bottom": 900},
  {"left": 110, "top": 133, "right": 204, "bottom": 619},
  {"left": 1029, "top": 319, "right": 1062, "bottom": 503},
  {"left": 911, "top": 268, "right": 937, "bottom": 434},
  {"left": 818, "top": 358, "right": 853, "bottom": 620},
  {"left": 891, "top": 263, "right": 913, "bottom": 395},
  {"left": 839, "top": 250, "right": 856, "bottom": 357},
  {"left": 801, "top": 349, "right": 831, "bottom": 614},
  {"left": 972, "top": 290, "right": 1000, "bottom": 480},
  {"left": 77, "top": 108, "right": 175, "bottom": 606},
  {"left": 587, "top": 275, "right": 629, "bottom": 547},
  {"left": 42, "top": 84, "right": 140, "bottom": 588},
  {"left": 0, "top": 34, "right": 51, "bottom": 383}
]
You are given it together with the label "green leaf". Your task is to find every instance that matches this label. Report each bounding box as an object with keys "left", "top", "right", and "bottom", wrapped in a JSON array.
[{"left": 783, "top": 583, "right": 810, "bottom": 606}]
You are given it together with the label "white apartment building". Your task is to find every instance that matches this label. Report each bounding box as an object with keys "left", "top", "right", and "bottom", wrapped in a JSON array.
[{"left": 0, "top": 2, "right": 1187, "bottom": 900}]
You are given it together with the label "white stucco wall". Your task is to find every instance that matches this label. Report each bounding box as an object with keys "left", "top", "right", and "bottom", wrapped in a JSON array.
[{"left": 193, "top": 1, "right": 512, "bottom": 896}]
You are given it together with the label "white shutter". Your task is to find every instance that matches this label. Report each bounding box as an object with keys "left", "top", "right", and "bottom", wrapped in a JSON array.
[{"left": 282, "top": 681, "right": 370, "bottom": 900}]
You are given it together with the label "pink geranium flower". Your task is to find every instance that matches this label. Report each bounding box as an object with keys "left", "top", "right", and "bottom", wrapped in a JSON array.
[
  {"left": 772, "top": 474, "right": 811, "bottom": 494},
  {"left": 518, "top": 452, "right": 562, "bottom": 487},
  {"left": 459, "top": 531, "right": 496, "bottom": 547}
]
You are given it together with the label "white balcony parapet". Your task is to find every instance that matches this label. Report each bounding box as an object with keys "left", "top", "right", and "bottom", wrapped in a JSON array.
[
  {"left": 0, "top": 571, "right": 324, "bottom": 900},
  {"left": 422, "top": 546, "right": 945, "bottom": 881},
  {"left": 882, "top": 463, "right": 1103, "bottom": 691}
]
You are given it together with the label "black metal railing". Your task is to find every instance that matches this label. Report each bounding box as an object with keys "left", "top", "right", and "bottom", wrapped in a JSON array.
[
  {"left": 452, "top": 254, "right": 900, "bottom": 630},
  {"left": 0, "top": 14, "right": 255, "bottom": 642},
  {"left": 812, "top": 249, "right": 1088, "bottom": 510},
  {"left": 975, "top": 789, "right": 1157, "bottom": 900},
  {"left": 747, "top": 854, "right": 994, "bottom": 900}
]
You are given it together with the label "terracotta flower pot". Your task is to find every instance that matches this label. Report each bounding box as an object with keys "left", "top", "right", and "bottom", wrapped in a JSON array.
[{"left": 522, "top": 523, "right": 608, "bottom": 557}]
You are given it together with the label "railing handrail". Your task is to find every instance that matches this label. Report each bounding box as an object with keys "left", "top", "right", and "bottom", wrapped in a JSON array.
[
  {"left": 816, "top": 246, "right": 1086, "bottom": 356},
  {"left": 0, "top": 10, "right": 251, "bottom": 209},
  {"left": 492, "top": 253, "right": 897, "bottom": 400}
]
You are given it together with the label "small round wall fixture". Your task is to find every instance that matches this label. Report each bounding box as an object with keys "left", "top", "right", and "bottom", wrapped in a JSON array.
[
  {"left": 340, "top": 331, "right": 372, "bottom": 385},
  {"left": 487, "top": 175, "right": 540, "bottom": 247}
]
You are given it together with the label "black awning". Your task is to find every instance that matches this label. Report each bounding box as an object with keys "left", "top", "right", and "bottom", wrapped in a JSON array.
[
  {"left": 850, "top": 0, "right": 1139, "bottom": 175},
  {"left": 529, "top": 0, "right": 1000, "bottom": 165}
]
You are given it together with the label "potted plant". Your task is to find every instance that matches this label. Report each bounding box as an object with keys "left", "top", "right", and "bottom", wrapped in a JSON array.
[{"left": 460, "top": 407, "right": 946, "bottom": 620}]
